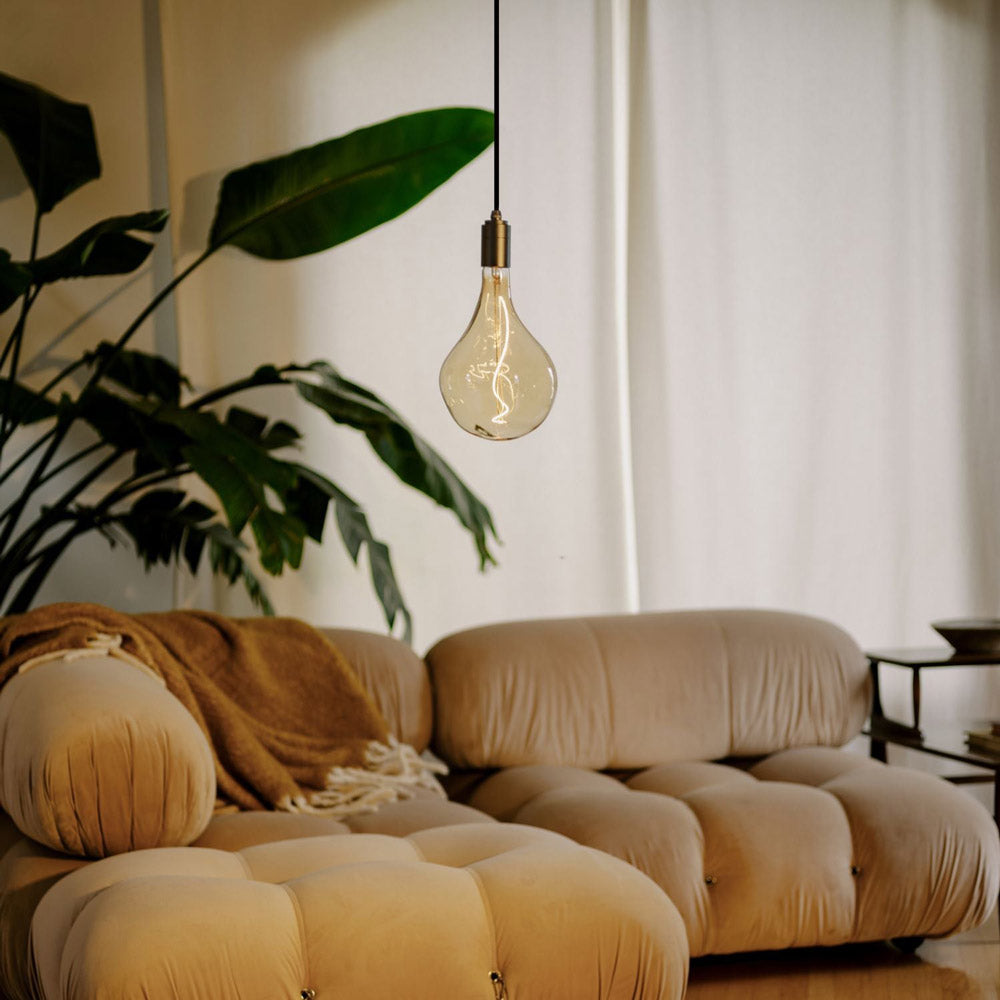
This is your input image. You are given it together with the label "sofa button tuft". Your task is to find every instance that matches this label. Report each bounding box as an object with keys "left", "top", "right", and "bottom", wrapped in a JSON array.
[
  {"left": 704, "top": 875, "right": 717, "bottom": 886},
  {"left": 850, "top": 865, "right": 862, "bottom": 877},
  {"left": 300, "top": 990, "right": 316, "bottom": 999}
]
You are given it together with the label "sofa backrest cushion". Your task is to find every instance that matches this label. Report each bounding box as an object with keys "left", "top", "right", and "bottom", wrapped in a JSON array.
[
  {"left": 321, "top": 627, "right": 432, "bottom": 752},
  {"left": 425, "top": 609, "right": 868, "bottom": 770},
  {"left": 0, "top": 655, "right": 215, "bottom": 858}
]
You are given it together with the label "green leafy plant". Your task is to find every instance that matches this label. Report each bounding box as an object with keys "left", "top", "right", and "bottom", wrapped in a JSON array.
[{"left": 0, "top": 71, "right": 499, "bottom": 640}]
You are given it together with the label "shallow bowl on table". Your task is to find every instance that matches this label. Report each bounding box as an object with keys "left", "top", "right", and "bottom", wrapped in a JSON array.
[{"left": 931, "top": 619, "right": 1000, "bottom": 655}]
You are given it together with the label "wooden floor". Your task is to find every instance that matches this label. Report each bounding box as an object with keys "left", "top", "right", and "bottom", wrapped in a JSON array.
[{"left": 686, "top": 907, "right": 999, "bottom": 999}]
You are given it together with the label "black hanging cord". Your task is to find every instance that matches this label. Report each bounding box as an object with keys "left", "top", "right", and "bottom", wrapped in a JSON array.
[{"left": 493, "top": 0, "right": 500, "bottom": 213}]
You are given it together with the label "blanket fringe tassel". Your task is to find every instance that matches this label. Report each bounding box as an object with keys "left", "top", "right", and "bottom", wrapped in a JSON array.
[{"left": 278, "top": 735, "right": 449, "bottom": 818}]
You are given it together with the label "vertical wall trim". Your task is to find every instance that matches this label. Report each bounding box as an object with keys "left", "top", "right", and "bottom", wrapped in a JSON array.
[
  {"left": 611, "top": 0, "right": 640, "bottom": 612},
  {"left": 142, "top": 0, "right": 185, "bottom": 608},
  {"left": 141, "top": 0, "right": 178, "bottom": 365}
]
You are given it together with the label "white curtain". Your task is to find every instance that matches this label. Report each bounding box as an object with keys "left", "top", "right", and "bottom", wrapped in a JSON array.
[
  {"left": 625, "top": 0, "right": 1000, "bottom": 727},
  {"left": 3, "top": 1, "right": 997, "bottom": 735}
]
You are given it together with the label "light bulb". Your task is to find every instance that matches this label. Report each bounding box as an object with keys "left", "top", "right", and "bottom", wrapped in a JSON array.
[{"left": 440, "top": 213, "right": 556, "bottom": 440}]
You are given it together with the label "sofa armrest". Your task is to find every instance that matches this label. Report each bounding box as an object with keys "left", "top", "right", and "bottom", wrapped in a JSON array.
[{"left": 0, "top": 655, "right": 215, "bottom": 858}]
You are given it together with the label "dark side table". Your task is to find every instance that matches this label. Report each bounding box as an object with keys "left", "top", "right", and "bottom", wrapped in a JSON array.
[{"left": 865, "top": 647, "right": 1000, "bottom": 823}]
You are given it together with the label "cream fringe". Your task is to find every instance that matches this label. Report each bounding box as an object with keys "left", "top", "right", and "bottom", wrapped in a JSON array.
[
  {"left": 278, "top": 735, "right": 449, "bottom": 818},
  {"left": 15, "top": 632, "right": 165, "bottom": 685}
]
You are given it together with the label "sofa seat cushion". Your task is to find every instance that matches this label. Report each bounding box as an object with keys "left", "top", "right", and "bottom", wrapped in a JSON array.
[
  {"left": 0, "top": 800, "right": 498, "bottom": 1000},
  {"left": 190, "top": 790, "right": 497, "bottom": 849},
  {"left": 29, "top": 824, "right": 688, "bottom": 1000},
  {"left": 466, "top": 748, "right": 1000, "bottom": 956}
]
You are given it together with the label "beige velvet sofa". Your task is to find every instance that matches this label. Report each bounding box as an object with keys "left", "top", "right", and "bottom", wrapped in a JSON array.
[
  {"left": 0, "top": 626, "right": 687, "bottom": 1000},
  {"left": 426, "top": 610, "right": 1000, "bottom": 956},
  {"left": 0, "top": 609, "right": 997, "bottom": 1000}
]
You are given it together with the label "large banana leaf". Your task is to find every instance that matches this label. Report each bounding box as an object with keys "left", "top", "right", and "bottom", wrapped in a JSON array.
[
  {"left": 29, "top": 211, "right": 169, "bottom": 283},
  {"left": 0, "top": 71, "right": 100, "bottom": 214},
  {"left": 209, "top": 108, "right": 493, "bottom": 259}
]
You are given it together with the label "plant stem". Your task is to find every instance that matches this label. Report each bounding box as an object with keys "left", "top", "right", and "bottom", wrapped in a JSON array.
[
  {"left": 0, "top": 425, "right": 57, "bottom": 493},
  {"left": 0, "top": 446, "right": 125, "bottom": 599},
  {"left": 187, "top": 367, "right": 294, "bottom": 409},
  {"left": 0, "top": 209, "right": 42, "bottom": 462},
  {"left": 0, "top": 286, "right": 40, "bottom": 373},
  {"left": 99, "top": 464, "right": 192, "bottom": 509},
  {"left": 1, "top": 461, "right": 192, "bottom": 613},
  {"left": 3, "top": 519, "right": 92, "bottom": 613},
  {"left": 34, "top": 440, "right": 109, "bottom": 488},
  {"left": 0, "top": 356, "right": 88, "bottom": 448},
  {"left": 0, "top": 248, "right": 213, "bottom": 563}
]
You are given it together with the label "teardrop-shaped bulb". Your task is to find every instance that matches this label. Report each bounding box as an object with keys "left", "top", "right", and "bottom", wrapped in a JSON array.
[{"left": 440, "top": 267, "right": 557, "bottom": 440}]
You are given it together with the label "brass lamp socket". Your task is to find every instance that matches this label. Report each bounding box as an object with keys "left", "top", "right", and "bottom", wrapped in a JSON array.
[{"left": 481, "top": 211, "right": 510, "bottom": 268}]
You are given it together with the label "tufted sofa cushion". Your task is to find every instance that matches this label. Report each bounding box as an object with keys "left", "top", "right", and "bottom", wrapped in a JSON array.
[
  {"left": 0, "top": 656, "right": 215, "bottom": 858},
  {"left": 466, "top": 748, "right": 1000, "bottom": 955},
  {"left": 426, "top": 610, "right": 869, "bottom": 769},
  {"left": 0, "top": 803, "right": 500, "bottom": 1000},
  {"left": 28, "top": 823, "right": 689, "bottom": 1000}
]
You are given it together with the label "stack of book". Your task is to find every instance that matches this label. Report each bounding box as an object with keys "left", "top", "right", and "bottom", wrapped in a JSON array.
[{"left": 965, "top": 722, "right": 1000, "bottom": 756}]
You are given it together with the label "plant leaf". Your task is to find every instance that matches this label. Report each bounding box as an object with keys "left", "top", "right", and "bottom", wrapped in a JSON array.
[
  {"left": 0, "top": 71, "right": 100, "bottom": 213},
  {"left": 283, "top": 465, "right": 333, "bottom": 542},
  {"left": 209, "top": 107, "right": 493, "bottom": 259},
  {"left": 183, "top": 442, "right": 260, "bottom": 535},
  {"left": 115, "top": 489, "right": 212, "bottom": 569},
  {"left": 30, "top": 211, "right": 169, "bottom": 283},
  {"left": 0, "top": 250, "right": 31, "bottom": 315},
  {"left": 223, "top": 406, "right": 302, "bottom": 452},
  {"left": 366, "top": 538, "right": 412, "bottom": 645},
  {"left": 74, "top": 386, "right": 158, "bottom": 452},
  {"left": 249, "top": 505, "right": 305, "bottom": 575},
  {"left": 290, "top": 465, "right": 412, "bottom": 642},
  {"left": 157, "top": 406, "right": 298, "bottom": 496},
  {"left": 291, "top": 362, "right": 499, "bottom": 569},
  {"left": 111, "top": 494, "right": 274, "bottom": 614},
  {"left": 205, "top": 523, "right": 275, "bottom": 615},
  {"left": 0, "top": 377, "right": 57, "bottom": 424},
  {"left": 86, "top": 341, "right": 190, "bottom": 404}
]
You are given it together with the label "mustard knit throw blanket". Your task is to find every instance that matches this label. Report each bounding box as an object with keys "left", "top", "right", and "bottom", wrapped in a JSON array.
[{"left": 0, "top": 602, "right": 444, "bottom": 815}]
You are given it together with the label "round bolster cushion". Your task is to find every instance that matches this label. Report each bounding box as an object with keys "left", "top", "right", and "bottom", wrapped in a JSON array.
[{"left": 0, "top": 655, "right": 215, "bottom": 858}]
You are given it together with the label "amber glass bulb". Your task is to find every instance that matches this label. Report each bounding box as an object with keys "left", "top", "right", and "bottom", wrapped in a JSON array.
[{"left": 440, "top": 267, "right": 557, "bottom": 440}]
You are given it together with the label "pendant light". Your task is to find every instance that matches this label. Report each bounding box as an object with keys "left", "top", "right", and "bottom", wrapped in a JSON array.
[{"left": 439, "top": 0, "right": 557, "bottom": 441}]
